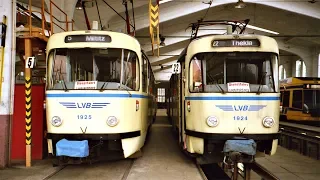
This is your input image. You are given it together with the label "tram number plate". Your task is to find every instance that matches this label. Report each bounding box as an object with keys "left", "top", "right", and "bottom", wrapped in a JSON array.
[
  {"left": 233, "top": 116, "right": 248, "bottom": 121},
  {"left": 77, "top": 115, "right": 92, "bottom": 120}
]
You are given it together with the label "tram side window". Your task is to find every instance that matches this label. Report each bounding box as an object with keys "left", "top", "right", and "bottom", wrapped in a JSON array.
[
  {"left": 142, "top": 55, "right": 148, "bottom": 92},
  {"left": 148, "top": 64, "right": 151, "bottom": 93},
  {"left": 282, "top": 91, "right": 290, "bottom": 107},
  {"left": 304, "top": 90, "right": 315, "bottom": 110},
  {"left": 191, "top": 58, "right": 203, "bottom": 92},
  {"left": 120, "top": 50, "right": 139, "bottom": 90},
  {"left": 292, "top": 90, "right": 302, "bottom": 109}
]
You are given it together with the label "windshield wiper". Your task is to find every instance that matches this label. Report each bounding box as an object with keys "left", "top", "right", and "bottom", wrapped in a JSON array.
[
  {"left": 61, "top": 80, "right": 68, "bottom": 92},
  {"left": 257, "top": 72, "right": 267, "bottom": 95},
  {"left": 216, "top": 83, "right": 225, "bottom": 94},
  {"left": 208, "top": 74, "right": 225, "bottom": 94},
  {"left": 99, "top": 82, "right": 108, "bottom": 92},
  {"left": 118, "top": 84, "right": 132, "bottom": 97}
]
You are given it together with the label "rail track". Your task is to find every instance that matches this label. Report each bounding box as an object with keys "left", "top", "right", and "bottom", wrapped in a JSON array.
[
  {"left": 42, "top": 165, "right": 67, "bottom": 180},
  {"left": 42, "top": 159, "right": 135, "bottom": 180},
  {"left": 279, "top": 121, "right": 320, "bottom": 160},
  {"left": 200, "top": 161, "right": 279, "bottom": 180},
  {"left": 121, "top": 159, "right": 135, "bottom": 180},
  {"left": 238, "top": 162, "right": 279, "bottom": 180}
]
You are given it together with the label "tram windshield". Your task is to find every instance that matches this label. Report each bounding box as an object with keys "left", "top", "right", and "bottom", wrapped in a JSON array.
[
  {"left": 189, "top": 52, "right": 277, "bottom": 93},
  {"left": 47, "top": 48, "right": 139, "bottom": 91}
]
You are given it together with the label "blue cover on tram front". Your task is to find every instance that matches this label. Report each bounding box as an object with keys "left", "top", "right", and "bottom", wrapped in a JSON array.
[
  {"left": 223, "top": 139, "right": 257, "bottom": 156},
  {"left": 56, "top": 139, "right": 89, "bottom": 158}
]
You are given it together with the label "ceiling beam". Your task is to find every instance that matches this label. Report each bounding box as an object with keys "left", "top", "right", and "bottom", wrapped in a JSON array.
[{"left": 108, "top": 0, "right": 320, "bottom": 32}]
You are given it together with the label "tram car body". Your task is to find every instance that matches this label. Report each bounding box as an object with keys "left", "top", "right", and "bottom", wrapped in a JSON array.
[
  {"left": 45, "top": 30, "right": 157, "bottom": 164},
  {"left": 167, "top": 34, "right": 280, "bottom": 164},
  {"left": 280, "top": 77, "right": 320, "bottom": 126}
]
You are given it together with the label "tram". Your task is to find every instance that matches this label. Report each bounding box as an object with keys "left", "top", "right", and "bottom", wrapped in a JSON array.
[
  {"left": 280, "top": 77, "right": 320, "bottom": 126},
  {"left": 45, "top": 29, "right": 157, "bottom": 165},
  {"left": 167, "top": 25, "right": 280, "bottom": 164}
]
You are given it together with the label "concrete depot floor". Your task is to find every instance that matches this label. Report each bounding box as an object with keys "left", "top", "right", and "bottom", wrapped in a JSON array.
[
  {"left": 0, "top": 110, "right": 203, "bottom": 180},
  {"left": 1, "top": 109, "right": 319, "bottom": 180},
  {"left": 254, "top": 146, "right": 320, "bottom": 180}
]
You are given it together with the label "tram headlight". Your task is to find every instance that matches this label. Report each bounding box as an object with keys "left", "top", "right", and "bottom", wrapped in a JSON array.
[
  {"left": 51, "top": 116, "right": 62, "bottom": 127},
  {"left": 206, "top": 116, "right": 219, "bottom": 127},
  {"left": 106, "top": 116, "right": 119, "bottom": 127},
  {"left": 262, "top": 117, "right": 274, "bottom": 128}
]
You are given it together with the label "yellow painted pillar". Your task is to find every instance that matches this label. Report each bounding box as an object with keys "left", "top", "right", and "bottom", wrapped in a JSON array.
[
  {"left": 25, "top": 38, "right": 32, "bottom": 167},
  {"left": 0, "top": 15, "right": 7, "bottom": 102}
]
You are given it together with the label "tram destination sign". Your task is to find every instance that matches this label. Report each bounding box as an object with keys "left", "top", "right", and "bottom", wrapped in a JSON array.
[
  {"left": 212, "top": 39, "right": 260, "bottom": 47},
  {"left": 64, "top": 35, "right": 112, "bottom": 43}
]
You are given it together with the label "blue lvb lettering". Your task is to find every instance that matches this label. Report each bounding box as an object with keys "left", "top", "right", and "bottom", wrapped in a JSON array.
[
  {"left": 77, "top": 103, "right": 92, "bottom": 108},
  {"left": 234, "top": 105, "right": 249, "bottom": 111}
]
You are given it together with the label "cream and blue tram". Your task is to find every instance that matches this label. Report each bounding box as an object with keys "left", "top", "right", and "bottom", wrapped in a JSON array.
[
  {"left": 168, "top": 35, "right": 280, "bottom": 164},
  {"left": 45, "top": 30, "right": 156, "bottom": 165}
]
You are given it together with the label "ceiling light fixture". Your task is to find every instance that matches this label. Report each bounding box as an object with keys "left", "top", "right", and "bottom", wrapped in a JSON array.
[
  {"left": 246, "top": 24, "right": 279, "bottom": 35},
  {"left": 235, "top": 0, "right": 246, "bottom": 9},
  {"left": 76, "top": 0, "right": 82, "bottom": 10},
  {"left": 308, "top": 0, "right": 317, "bottom": 3},
  {"left": 159, "top": 0, "right": 173, "bottom": 5},
  {"left": 160, "top": 34, "right": 166, "bottom": 46}
]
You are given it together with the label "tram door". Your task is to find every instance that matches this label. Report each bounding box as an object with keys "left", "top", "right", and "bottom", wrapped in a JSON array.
[{"left": 179, "top": 62, "right": 186, "bottom": 148}]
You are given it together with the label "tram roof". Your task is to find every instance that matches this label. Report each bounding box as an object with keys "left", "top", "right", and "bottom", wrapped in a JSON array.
[{"left": 46, "top": 30, "right": 141, "bottom": 54}]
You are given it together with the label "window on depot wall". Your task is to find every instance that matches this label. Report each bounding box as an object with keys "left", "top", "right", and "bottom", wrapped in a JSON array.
[
  {"left": 318, "top": 53, "right": 320, "bottom": 77},
  {"left": 296, "top": 60, "right": 306, "bottom": 77},
  {"left": 279, "top": 65, "right": 286, "bottom": 80},
  {"left": 157, "top": 88, "right": 165, "bottom": 102},
  {"left": 302, "top": 61, "right": 306, "bottom": 77},
  {"left": 296, "top": 60, "right": 301, "bottom": 77},
  {"left": 279, "top": 65, "right": 283, "bottom": 80}
]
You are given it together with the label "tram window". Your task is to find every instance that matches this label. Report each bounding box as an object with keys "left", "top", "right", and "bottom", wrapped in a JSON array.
[
  {"left": 142, "top": 55, "right": 148, "bottom": 92},
  {"left": 148, "top": 64, "right": 151, "bottom": 91},
  {"left": 189, "top": 52, "right": 276, "bottom": 93},
  {"left": 191, "top": 57, "right": 203, "bottom": 92},
  {"left": 292, "top": 90, "right": 302, "bottom": 109},
  {"left": 304, "top": 90, "right": 320, "bottom": 109},
  {"left": 48, "top": 48, "right": 139, "bottom": 90},
  {"left": 120, "top": 50, "right": 139, "bottom": 90},
  {"left": 304, "top": 90, "right": 313, "bottom": 109},
  {"left": 282, "top": 91, "right": 290, "bottom": 107}
]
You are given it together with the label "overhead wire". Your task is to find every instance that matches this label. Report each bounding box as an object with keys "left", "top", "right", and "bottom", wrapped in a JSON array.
[
  {"left": 95, "top": 0, "right": 103, "bottom": 29},
  {"left": 130, "top": 0, "right": 136, "bottom": 33},
  {"left": 101, "top": 0, "right": 134, "bottom": 28},
  {"left": 201, "top": 0, "right": 213, "bottom": 21}
]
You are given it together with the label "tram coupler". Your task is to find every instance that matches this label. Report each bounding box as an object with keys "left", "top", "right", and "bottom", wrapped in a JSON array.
[
  {"left": 221, "top": 139, "right": 256, "bottom": 174},
  {"left": 223, "top": 139, "right": 257, "bottom": 163}
]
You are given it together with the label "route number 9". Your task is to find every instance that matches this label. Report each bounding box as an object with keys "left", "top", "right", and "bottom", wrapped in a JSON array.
[{"left": 171, "top": 63, "right": 181, "bottom": 74}]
